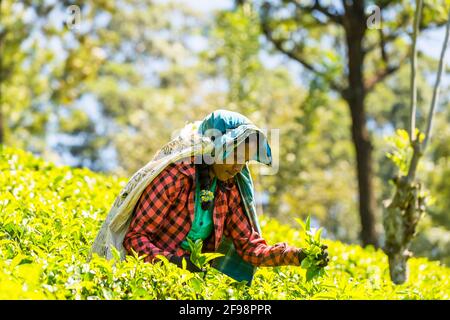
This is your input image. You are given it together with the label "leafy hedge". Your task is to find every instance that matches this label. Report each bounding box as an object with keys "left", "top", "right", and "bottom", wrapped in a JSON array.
[{"left": 0, "top": 146, "right": 449, "bottom": 299}]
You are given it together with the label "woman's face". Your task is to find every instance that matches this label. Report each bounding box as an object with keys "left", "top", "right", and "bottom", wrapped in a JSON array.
[{"left": 211, "top": 140, "right": 257, "bottom": 181}]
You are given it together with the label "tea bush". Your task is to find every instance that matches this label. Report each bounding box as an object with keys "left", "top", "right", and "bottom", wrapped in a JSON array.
[{"left": 0, "top": 147, "right": 449, "bottom": 299}]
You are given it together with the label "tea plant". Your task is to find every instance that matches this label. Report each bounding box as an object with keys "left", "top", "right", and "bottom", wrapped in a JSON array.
[
  {"left": 185, "top": 238, "right": 224, "bottom": 270},
  {"left": 0, "top": 147, "right": 449, "bottom": 299},
  {"left": 295, "top": 215, "right": 328, "bottom": 282}
]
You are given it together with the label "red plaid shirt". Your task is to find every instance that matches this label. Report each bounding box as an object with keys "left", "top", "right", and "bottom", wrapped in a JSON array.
[{"left": 123, "top": 160, "right": 301, "bottom": 267}]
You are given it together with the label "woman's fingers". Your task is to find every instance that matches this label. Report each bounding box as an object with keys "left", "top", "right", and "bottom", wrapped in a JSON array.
[
  {"left": 317, "top": 246, "right": 329, "bottom": 268},
  {"left": 318, "top": 250, "right": 328, "bottom": 260}
]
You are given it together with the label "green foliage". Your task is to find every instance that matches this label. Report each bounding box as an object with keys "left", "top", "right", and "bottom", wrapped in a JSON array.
[
  {"left": 0, "top": 147, "right": 449, "bottom": 299},
  {"left": 385, "top": 129, "right": 424, "bottom": 176},
  {"left": 425, "top": 110, "right": 450, "bottom": 228},
  {"left": 88, "top": 0, "right": 209, "bottom": 175},
  {"left": 295, "top": 216, "right": 327, "bottom": 282},
  {"left": 185, "top": 238, "right": 224, "bottom": 270},
  {"left": 213, "top": 4, "right": 262, "bottom": 109},
  {"left": 1, "top": 1, "right": 110, "bottom": 150}
]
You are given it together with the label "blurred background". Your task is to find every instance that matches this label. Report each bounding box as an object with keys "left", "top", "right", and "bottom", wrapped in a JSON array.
[{"left": 1, "top": 0, "right": 449, "bottom": 265}]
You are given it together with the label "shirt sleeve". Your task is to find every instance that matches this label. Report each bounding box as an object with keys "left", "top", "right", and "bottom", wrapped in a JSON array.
[
  {"left": 224, "top": 186, "right": 301, "bottom": 267},
  {"left": 122, "top": 165, "right": 185, "bottom": 263}
]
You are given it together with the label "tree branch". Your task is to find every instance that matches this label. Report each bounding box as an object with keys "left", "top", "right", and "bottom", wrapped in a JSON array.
[
  {"left": 365, "top": 53, "right": 408, "bottom": 92},
  {"left": 409, "top": 0, "right": 423, "bottom": 142},
  {"left": 406, "top": 9, "right": 450, "bottom": 181},
  {"left": 261, "top": 23, "right": 343, "bottom": 92},
  {"left": 260, "top": 2, "right": 344, "bottom": 92},
  {"left": 263, "top": 30, "right": 317, "bottom": 73},
  {"left": 422, "top": 8, "right": 450, "bottom": 152},
  {"left": 364, "top": 11, "right": 448, "bottom": 56},
  {"left": 293, "top": 0, "right": 343, "bottom": 25},
  {"left": 374, "top": 0, "right": 394, "bottom": 11},
  {"left": 364, "top": 30, "right": 402, "bottom": 55},
  {"left": 378, "top": 28, "right": 388, "bottom": 63}
]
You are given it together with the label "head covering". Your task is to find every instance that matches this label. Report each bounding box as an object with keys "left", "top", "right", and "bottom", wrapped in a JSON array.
[{"left": 197, "top": 109, "right": 272, "bottom": 166}]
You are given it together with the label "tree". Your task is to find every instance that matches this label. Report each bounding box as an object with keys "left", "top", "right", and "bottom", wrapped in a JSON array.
[
  {"left": 383, "top": 1, "right": 450, "bottom": 284},
  {"left": 81, "top": 0, "right": 210, "bottom": 174},
  {"left": 209, "top": 5, "right": 359, "bottom": 241},
  {"left": 360, "top": 42, "right": 450, "bottom": 266},
  {"left": 251, "top": 0, "right": 449, "bottom": 246},
  {"left": 0, "top": 1, "right": 112, "bottom": 151},
  {"left": 3, "top": 0, "right": 210, "bottom": 173},
  {"left": 212, "top": 3, "right": 262, "bottom": 112}
]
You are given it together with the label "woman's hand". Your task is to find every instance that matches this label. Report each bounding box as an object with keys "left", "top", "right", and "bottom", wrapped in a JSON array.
[
  {"left": 297, "top": 248, "right": 308, "bottom": 264},
  {"left": 317, "top": 245, "right": 329, "bottom": 268},
  {"left": 297, "top": 245, "right": 329, "bottom": 267}
]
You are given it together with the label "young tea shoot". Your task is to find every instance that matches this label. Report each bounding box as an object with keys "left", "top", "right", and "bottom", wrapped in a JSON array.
[
  {"left": 185, "top": 238, "right": 224, "bottom": 270},
  {"left": 295, "top": 215, "right": 328, "bottom": 282}
]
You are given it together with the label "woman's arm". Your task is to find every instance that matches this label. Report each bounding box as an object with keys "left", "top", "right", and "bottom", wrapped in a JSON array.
[{"left": 224, "top": 187, "right": 304, "bottom": 267}]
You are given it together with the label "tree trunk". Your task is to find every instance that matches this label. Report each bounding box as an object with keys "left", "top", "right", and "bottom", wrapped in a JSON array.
[
  {"left": 343, "top": 6, "right": 378, "bottom": 247},
  {"left": 384, "top": 176, "right": 424, "bottom": 284},
  {"left": 383, "top": 5, "right": 449, "bottom": 285},
  {"left": 388, "top": 250, "right": 409, "bottom": 285},
  {"left": 346, "top": 95, "right": 378, "bottom": 247}
]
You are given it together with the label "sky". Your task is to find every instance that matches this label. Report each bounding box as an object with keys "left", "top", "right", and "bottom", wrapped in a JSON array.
[{"left": 173, "top": 0, "right": 233, "bottom": 12}]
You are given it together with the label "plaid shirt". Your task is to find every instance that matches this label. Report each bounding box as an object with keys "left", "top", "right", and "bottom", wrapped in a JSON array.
[{"left": 123, "top": 160, "right": 301, "bottom": 267}]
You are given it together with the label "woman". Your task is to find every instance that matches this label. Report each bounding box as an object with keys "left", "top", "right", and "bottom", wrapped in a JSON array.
[{"left": 91, "top": 110, "right": 328, "bottom": 284}]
